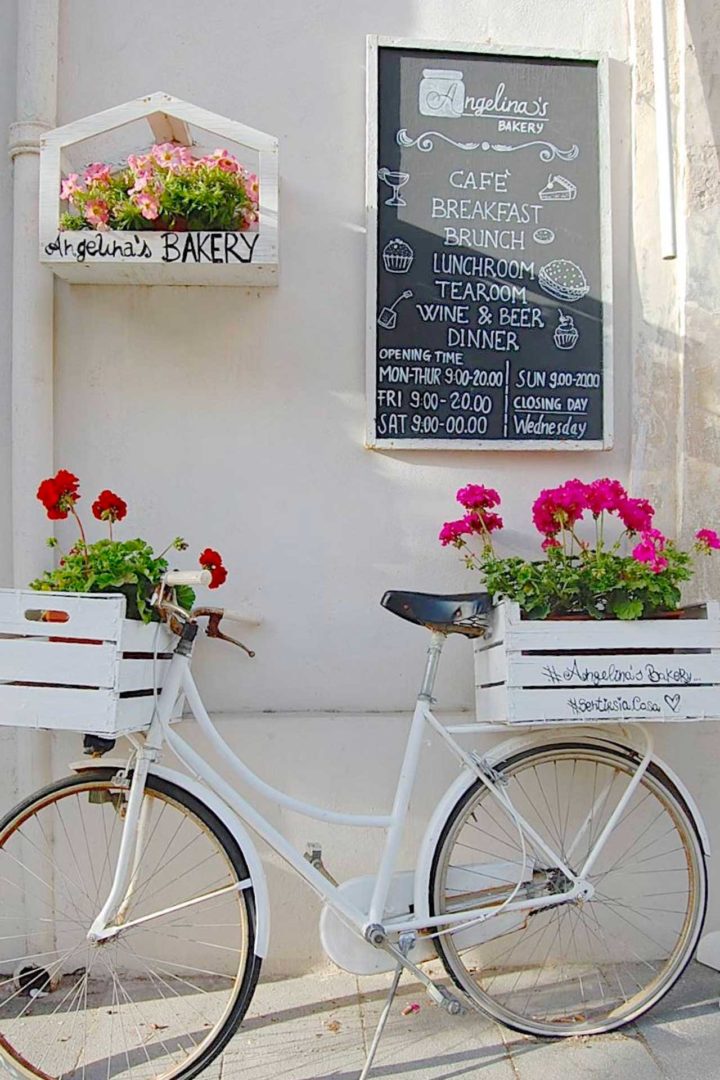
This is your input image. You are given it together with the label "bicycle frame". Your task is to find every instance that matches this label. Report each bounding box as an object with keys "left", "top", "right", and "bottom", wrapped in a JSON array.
[{"left": 88, "top": 629, "right": 655, "bottom": 948}]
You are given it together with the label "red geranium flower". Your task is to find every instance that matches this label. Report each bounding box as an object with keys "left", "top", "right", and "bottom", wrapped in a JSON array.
[
  {"left": 199, "top": 548, "right": 227, "bottom": 589},
  {"left": 92, "top": 489, "right": 128, "bottom": 523},
  {"left": 36, "top": 469, "right": 80, "bottom": 520}
]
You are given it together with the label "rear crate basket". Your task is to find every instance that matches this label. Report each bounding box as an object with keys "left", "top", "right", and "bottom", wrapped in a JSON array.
[
  {"left": 474, "top": 599, "right": 720, "bottom": 724},
  {"left": 0, "top": 589, "right": 176, "bottom": 737}
]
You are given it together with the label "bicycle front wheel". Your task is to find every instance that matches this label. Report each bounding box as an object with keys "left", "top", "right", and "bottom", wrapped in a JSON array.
[
  {"left": 429, "top": 740, "right": 707, "bottom": 1037},
  {"left": 0, "top": 769, "right": 261, "bottom": 1080}
]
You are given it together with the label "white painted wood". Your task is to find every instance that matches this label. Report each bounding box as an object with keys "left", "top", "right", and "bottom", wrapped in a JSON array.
[
  {"left": 147, "top": 110, "right": 192, "bottom": 148},
  {"left": 0, "top": 639, "right": 116, "bottom": 687},
  {"left": 118, "top": 658, "right": 171, "bottom": 693},
  {"left": 39, "top": 92, "right": 279, "bottom": 287},
  {"left": 474, "top": 600, "right": 720, "bottom": 724},
  {"left": 119, "top": 618, "right": 176, "bottom": 653},
  {"left": 365, "top": 39, "right": 613, "bottom": 452},
  {"left": 0, "top": 588, "right": 125, "bottom": 640},
  {"left": 0, "top": 590, "right": 176, "bottom": 735},
  {"left": 506, "top": 686, "right": 720, "bottom": 723},
  {"left": 502, "top": 651, "right": 720, "bottom": 689}
]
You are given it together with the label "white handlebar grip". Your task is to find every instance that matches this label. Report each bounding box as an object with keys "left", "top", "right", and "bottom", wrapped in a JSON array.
[
  {"left": 222, "top": 606, "right": 263, "bottom": 627},
  {"left": 165, "top": 570, "right": 212, "bottom": 587}
]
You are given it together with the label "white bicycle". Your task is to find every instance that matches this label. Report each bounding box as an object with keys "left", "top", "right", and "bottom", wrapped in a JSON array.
[{"left": 0, "top": 574, "right": 709, "bottom": 1080}]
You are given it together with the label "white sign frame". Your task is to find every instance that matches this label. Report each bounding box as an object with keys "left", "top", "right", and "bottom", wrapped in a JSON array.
[{"left": 365, "top": 37, "right": 614, "bottom": 451}]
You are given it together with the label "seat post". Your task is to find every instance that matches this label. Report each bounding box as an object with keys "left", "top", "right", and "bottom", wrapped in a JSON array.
[{"left": 419, "top": 630, "right": 447, "bottom": 700}]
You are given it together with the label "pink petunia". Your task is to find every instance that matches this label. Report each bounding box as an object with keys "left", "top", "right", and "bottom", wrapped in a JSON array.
[
  {"left": 456, "top": 484, "right": 501, "bottom": 511},
  {"left": 245, "top": 172, "right": 260, "bottom": 204},
  {"left": 60, "top": 173, "right": 84, "bottom": 203},
  {"left": 212, "top": 148, "right": 240, "bottom": 174},
  {"left": 696, "top": 528, "right": 720, "bottom": 551},
  {"left": 84, "top": 199, "right": 110, "bottom": 229},
  {"left": 127, "top": 153, "right": 153, "bottom": 174},
  {"left": 83, "top": 162, "right": 112, "bottom": 185},
  {"left": 134, "top": 192, "right": 160, "bottom": 220}
]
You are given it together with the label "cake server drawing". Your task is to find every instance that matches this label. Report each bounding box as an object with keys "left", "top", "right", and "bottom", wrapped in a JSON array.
[{"left": 378, "top": 289, "right": 413, "bottom": 330}]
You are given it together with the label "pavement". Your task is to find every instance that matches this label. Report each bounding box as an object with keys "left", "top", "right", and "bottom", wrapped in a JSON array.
[{"left": 221, "top": 960, "right": 720, "bottom": 1079}]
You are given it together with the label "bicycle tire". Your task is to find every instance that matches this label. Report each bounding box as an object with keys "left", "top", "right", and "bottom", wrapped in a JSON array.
[
  {"left": 0, "top": 768, "right": 261, "bottom": 1080},
  {"left": 429, "top": 740, "right": 707, "bottom": 1037}
]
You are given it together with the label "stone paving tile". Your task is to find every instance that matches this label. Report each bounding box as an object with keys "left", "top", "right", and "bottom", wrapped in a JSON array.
[
  {"left": 634, "top": 961, "right": 720, "bottom": 1080},
  {"left": 221, "top": 970, "right": 365, "bottom": 1079},
  {"left": 218, "top": 962, "right": 719, "bottom": 1080},
  {"left": 355, "top": 971, "right": 516, "bottom": 1080}
]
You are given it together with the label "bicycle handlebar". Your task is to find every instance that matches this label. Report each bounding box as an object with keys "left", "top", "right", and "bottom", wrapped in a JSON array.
[{"left": 165, "top": 570, "right": 212, "bottom": 587}]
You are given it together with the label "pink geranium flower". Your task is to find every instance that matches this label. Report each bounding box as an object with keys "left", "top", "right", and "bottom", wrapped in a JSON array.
[
  {"left": 532, "top": 479, "right": 588, "bottom": 535},
  {"left": 463, "top": 511, "right": 503, "bottom": 535},
  {"left": 585, "top": 477, "right": 627, "bottom": 516},
  {"left": 632, "top": 528, "right": 668, "bottom": 573},
  {"left": 542, "top": 536, "right": 561, "bottom": 550},
  {"left": 456, "top": 484, "right": 501, "bottom": 511},
  {"left": 60, "top": 173, "right": 84, "bottom": 203},
  {"left": 438, "top": 519, "right": 470, "bottom": 546},
  {"left": 618, "top": 497, "right": 655, "bottom": 533},
  {"left": 696, "top": 528, "right": 720, "bottom": 551}
]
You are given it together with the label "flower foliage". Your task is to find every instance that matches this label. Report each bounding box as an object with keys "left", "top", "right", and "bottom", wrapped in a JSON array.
[
  {"left": 59, "top": 145, "right": 259, "bottom": 233},
  {"left": 31, "top": 471, "right": 226, "bottom": 621},
  {"left": 440, "top": 477, "right": 719, "bottom": 620}
]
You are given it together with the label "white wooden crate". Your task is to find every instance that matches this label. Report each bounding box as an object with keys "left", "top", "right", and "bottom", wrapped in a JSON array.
[
  {"left": 39, "top": 92, "right": 278, "bottom": 286},
  {"left": 474, "top": 600, "right": 720, "bottom": 724},
  {"left": 0, "top": 589, "right": 176, "bottom": 737}
]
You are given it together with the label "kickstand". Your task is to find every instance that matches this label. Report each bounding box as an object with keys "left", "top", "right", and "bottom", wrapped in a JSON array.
[{"left": 358, "top": 936, "right": 412, "bottom": 1080}]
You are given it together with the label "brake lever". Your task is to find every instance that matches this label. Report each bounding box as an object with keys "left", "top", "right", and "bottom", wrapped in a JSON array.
[{"left": 205, "top": 612, "right": 255, "bottom": 658}]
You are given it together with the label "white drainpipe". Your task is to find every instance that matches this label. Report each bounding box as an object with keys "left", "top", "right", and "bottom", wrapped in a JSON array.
[
  {"left": 650, "top": 0, "right": 677, "bottom": 260},
  {"left": 8, "top": 0, "right": 59, "bottom": 799},
  {"left": 8, "top": 0, "right": 58, "bottom": 588}
]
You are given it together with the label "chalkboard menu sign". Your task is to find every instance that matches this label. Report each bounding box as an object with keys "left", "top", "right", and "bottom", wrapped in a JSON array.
[{"left": 366, "top": 41, "right": 612, "bottom": 449}]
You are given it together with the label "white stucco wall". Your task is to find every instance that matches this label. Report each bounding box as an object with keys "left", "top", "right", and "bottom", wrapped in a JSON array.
[{"left": 11, "top": 0, "right": 720, "bottom": 980}]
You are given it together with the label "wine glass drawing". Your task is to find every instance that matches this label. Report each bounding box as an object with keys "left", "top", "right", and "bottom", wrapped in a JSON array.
[{"left": 378, "top": 167, "right": 410, "bottom": 207}]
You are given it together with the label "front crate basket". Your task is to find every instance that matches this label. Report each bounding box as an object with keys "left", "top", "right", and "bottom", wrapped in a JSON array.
[
  {"left": 0, "top": 589, "right": 176, "bottom": 737},
  {"left": 474, "top": 599, "right": 720, "bottom": 724}
]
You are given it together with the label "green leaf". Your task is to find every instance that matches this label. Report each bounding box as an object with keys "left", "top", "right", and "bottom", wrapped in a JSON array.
[{"left": 611, "top": 597, "right": 644, "bottom": 620}]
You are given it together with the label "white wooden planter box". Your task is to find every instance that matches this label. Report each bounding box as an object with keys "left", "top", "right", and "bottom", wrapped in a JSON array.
[
  {"left": 0, "top": 589, "right": 176, "bottom": 737},
  {"left": 474, "top": 599, "right": 720, "bottom": 724},
  {"left": 39, "top": 93, "right": 278, "bottom": 286}
]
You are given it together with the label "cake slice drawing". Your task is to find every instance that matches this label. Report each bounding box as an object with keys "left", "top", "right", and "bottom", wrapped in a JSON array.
[{"left": 539, "top": 174, "right": 577, "bottom": 202}]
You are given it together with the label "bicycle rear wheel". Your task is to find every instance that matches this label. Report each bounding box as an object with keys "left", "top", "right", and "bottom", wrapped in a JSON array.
[
  {"left": 429, "top": 740, "right": 707, "bottom": 1037},
  {"left": 0, "top": 769, "right": 260, "bottom": 1080}
]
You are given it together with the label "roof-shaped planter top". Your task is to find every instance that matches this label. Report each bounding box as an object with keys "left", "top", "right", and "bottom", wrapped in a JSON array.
[{"left": 39, "top": 92, "right": 278, "bottom": 285}]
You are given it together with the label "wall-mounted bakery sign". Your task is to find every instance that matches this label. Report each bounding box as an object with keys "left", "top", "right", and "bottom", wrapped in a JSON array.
[{"left": 366, "top": 40, "right": 613, "bottom": 450}]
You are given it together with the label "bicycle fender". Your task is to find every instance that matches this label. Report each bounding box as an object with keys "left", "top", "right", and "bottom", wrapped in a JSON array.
[
  {"left": 70, "top": 758, "right": 270, "bottom": 958},
  {"left": 413, "top": 726, "right": 710, "bottom": 923}
]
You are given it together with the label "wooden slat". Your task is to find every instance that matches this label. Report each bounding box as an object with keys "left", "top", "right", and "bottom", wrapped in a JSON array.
[
  {"left": 120, "top": 619, "right": 176, "bottom": 654},
  {"left": 475, "top": 684, "right": 509, "bottom": 722},
  {"left": 0, "top": 685, "right": 117, "bottom": 732},
  {"left": 0, "top": 589, "right": 124, "bottom": 641},
  {"left": 118, "top": 658, "right": 171, "bottom": 693},
  {"left": 504, "top": 652, "right": 720, "bottom": 689},
  {"left": 507, "top": 685, "right": 720, "bottom": 723},
  {"left": 0, "top": 640, "right": 116, "bottom": 688}
]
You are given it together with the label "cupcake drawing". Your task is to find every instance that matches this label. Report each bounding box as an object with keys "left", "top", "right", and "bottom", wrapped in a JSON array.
[
  {"left": 383, "top": 238, "right": 414, "bottom": 274},
  {"left": 553, "top": 310, "right": 579, "bottom": 350}
]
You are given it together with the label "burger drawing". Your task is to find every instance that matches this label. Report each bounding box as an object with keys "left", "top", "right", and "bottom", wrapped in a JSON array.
[{"left": 538, "top": 259, "right": 589, "bottom": 303}]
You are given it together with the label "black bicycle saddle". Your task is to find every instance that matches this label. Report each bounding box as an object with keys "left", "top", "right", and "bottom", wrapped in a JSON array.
[{"left": 381, "top": 590, "right": 492, "bottom": 637}]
